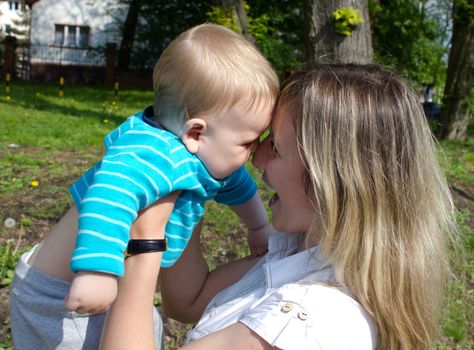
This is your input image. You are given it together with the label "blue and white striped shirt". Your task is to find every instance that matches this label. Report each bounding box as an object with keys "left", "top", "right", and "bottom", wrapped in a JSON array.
[{"left": 69, "top": 107, "right": 257, "bottom": 276}]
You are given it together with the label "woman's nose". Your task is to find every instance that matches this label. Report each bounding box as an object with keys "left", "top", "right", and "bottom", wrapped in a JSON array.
[{"left": 252, "top": 139, "right": 269, "bottom": 169}]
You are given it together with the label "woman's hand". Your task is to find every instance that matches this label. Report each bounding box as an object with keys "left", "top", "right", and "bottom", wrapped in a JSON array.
[{"left": 100, "top": 192, "right": 180, "bottom": 350}]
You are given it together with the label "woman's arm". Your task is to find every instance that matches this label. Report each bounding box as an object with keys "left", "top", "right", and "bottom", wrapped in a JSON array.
[
  {"left": 100, "top": 192, "right": 179, "bottom": 350},
  {"left": 160, "top": 222, "right": 261, "bottom": 323},
  {"left": 179, "top": 323, "right": 278, "bottom": 350}
]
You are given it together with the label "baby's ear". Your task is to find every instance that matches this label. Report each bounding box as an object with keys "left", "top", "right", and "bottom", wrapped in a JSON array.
[{"left": 181, "top": 118, "right": 207, "bottom": 154}]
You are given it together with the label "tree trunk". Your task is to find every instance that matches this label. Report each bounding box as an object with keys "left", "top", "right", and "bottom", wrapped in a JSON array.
[
  {"left": 117, "top": 0, "right": 143, "bottom": 72},
  {"left": 222, "top": 0, "right": 255, "bottom": 44},
  {"left": 304, "top": 0, "right": 373, "bottom": 63},
  {"left": 439, "top": 1, "right": 474, "bottom": 140}
]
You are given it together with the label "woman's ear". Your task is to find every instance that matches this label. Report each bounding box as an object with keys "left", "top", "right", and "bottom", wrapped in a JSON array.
[{"left": 181, "top": 118, "right": 207, "bottom": 154}]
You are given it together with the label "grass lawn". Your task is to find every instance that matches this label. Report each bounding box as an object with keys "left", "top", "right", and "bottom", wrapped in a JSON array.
[{"left": 0, "top": 81, "right": 473, "bottom": 349}]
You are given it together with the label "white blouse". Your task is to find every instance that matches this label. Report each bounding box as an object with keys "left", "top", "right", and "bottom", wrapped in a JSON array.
[{"left": 186, "top": 233, "right": 377, "bottom": 349}]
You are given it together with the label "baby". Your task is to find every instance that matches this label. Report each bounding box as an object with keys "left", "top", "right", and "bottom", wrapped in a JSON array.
[{"left": 65, "top": 24, "right": 278, "bottom": 313}]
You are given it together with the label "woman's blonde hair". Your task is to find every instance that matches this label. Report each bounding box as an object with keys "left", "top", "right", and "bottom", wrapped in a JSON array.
[
  {"left": 276, "top": 64, "right": 457, "bottom": 349},
  {"left": 153, "top": 23, "right": 278, "bottom": 129}
]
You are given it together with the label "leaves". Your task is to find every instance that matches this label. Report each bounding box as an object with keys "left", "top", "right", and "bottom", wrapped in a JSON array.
[
  {"left": 370, "top": 0, "right": 451, "bottom": 89},
  {"left": 332, "top": 7, "right": 365, "bottom": 36}
]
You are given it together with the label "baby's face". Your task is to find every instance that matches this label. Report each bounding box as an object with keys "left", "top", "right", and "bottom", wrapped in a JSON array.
[{"left": 195, "top": 101, "right": 272, "bottom": 179}]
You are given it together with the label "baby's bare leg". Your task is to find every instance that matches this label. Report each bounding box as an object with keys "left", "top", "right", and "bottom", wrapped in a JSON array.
[{"left": 29, "top": 204, "right": 79, "bottom": 281}]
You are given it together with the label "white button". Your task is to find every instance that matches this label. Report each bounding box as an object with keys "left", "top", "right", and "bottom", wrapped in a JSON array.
[
  {"left": 281, "top": 303, "right": 293, "bottom": 313},
  {"left": 298, "top": 310, "right": 309, "bottom": 320}
]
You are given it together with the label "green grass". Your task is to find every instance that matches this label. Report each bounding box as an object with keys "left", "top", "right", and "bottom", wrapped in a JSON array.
[
  {"left": 0, "top": 81, "right": 473, "bottom": 348},
  {"left": 439, "top": 124, "right": 474, "bottom": 187}
]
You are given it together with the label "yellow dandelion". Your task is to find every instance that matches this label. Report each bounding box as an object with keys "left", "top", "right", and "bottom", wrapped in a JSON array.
[
  {"left": 112, "top": 101, "right": 117, "bottom": 106},
  {"left": 103, "top": 119, "right": 109, "bottom": 124},
  {"left": 6, "top": 96, "right": 11, "bottom": 101},
  {"left": 31, "top": 180, "right": 39, "bottom": 187}
]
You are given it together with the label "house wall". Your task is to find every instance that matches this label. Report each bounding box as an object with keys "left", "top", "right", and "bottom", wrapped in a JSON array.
[
  {"left": 0, "top": 1, "right": 31, "bottom": 40},
  {"left": 30, "top": 0, "right": 126, "bottom": 47},
  {"left": 28, "top": 0, "right": 127, "bottom": 83}
]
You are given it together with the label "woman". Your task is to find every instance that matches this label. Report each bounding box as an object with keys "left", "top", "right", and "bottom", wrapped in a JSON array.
[{"left": 102, "top": 64, "right": 457, "bottom": 349}]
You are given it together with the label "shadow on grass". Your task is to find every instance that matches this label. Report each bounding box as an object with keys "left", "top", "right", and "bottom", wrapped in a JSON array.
[{"left": 1, "top": 80, "right": 152, "bottom": 125}]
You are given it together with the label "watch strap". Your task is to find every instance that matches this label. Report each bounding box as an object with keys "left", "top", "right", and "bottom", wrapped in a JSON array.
[{"left": 125, "top": 239, "right": 167, "bottom": 257}]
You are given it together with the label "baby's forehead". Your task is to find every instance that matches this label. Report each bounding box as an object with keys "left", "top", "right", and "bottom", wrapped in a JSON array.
[{"left": 239, "top": 97, "right": 274, "bottom": 114}]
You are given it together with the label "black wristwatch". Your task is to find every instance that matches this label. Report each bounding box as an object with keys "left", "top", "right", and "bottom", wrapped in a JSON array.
[{"left": 125, "top": 239, "right": 167, "bottom": 257}]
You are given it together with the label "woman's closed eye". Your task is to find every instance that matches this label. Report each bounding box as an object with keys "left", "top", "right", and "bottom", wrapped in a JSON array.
[
  {"left": 257, "top": 134, "right": 279, "bottom": 157},
  {"left": 261, "top": 133, "right": 279, "bottom": 156},
  {"left": 243, "top": 140, "right": 258, "bottom": 152}
]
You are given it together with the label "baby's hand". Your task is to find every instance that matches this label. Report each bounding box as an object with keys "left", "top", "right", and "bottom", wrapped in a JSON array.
[
  {"left": 248, "top": 223, "right": 274, "bottom": 257},
  {"left": 65, "top": 271, "right": 118, "bottom": 314}
]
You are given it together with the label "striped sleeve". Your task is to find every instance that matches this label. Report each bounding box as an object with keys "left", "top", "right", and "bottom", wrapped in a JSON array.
[
  {"left": 214, "top": 166, "right": 257, "bottom": 206},
  {"left": 70, "top": 132, "right": 176, "bottom": 277}
]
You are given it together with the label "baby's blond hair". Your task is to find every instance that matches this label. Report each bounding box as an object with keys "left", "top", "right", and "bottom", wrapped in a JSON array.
[{"left": 153, "top": 24, "right": 278, "bottom": 131}]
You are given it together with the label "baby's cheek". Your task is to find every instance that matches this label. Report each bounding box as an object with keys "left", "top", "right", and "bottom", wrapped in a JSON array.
[{"left": 238, "top": 154, "right": 249, "bottom": 167}]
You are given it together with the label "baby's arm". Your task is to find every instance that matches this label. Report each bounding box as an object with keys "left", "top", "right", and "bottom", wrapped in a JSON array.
[
  {"left": 230, "top": 192, "right": 274, "bottom": 257},
  {"left": 68, "top": 136, "right": 177, "bottom": 313},
  {"left": 67, "top": 190, "right": 181, "bottom": 315}
]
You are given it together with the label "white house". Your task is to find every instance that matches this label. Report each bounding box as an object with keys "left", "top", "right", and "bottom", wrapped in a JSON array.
[
  {"left": 0, "top": 0, "right": 33, "bottom": 41},
  {"left": 29, "top": 0, "right": 127, "bottom": 66}
]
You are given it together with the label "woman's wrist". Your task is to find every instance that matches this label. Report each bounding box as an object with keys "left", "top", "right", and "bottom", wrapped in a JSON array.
[
  {"left": 124, "top": 252, "right": 163, "bottom": 271},
  {"left": 248, "top": 223, "right": 274, "bottom": 236},
  {"left": 130, "top": 231, "right": 166, "bottom": 240},
  {"left": 125, "top": 239, "right": 167, "bottom": 257}
]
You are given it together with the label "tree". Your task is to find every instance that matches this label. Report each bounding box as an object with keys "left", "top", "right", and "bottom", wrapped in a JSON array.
[
  {"left": 223, "top": 0, "right": 255, "bottom": 43},
  {"left": 439, "top": 0, "right": 474, "bottom": 140},
  {"left": 117, "top": 0, "right": 143, "bottom": 72},
  {"left": 131, "top": 1, "right": 212, "bottom": 70},
  {"left": 209, "top": 0, "right": 304, "bottom": 78},
  {"left": 370, "top": 0, "right": 452, "bottom": 94},
  {"left": 248, "top": 0, "right": 304, "bottom": 77},
  {"left": 304, "top": 0, "right": 373, "bottom": 63}
]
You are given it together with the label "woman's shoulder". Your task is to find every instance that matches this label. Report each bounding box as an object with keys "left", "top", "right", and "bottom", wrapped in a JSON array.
[
  {"left": 299, "top": 283, "right": 374, "bottom": 326},
  {"left": 274, "top": 282, "right": 374, "bottom": 327},
  {"left": 240, "top": 282, "right": 377, "bottom": 350}
]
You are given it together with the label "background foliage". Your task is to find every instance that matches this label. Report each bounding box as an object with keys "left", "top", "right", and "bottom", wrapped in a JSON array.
[
  {"left": 332, "top": 7, "right": 365, "bottom": 36},
  {"left": 122, "top": 0, "right": 462, "bottom": 99},
  {"left": 370, "top": 0, "right": 452, "bottom": 96}
]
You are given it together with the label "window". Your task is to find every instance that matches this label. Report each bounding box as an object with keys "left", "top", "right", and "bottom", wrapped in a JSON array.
[
  {"left": 79, "top": 26, "right": 90, "bottom": 48},
  {"left": 67, "top": 26, "right": 76, "bottom": 46},
  {"left": 8, "top": 1, "right": 20, "bottom": 10},
  {"left": 54, "top": 24, "right": 65, "bottom": 46},
  {"left": 54, "top": 24, "right": 90, "bottom": 48}
]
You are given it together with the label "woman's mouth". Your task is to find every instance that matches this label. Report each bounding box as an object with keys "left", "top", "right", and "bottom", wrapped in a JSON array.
[{"left": 269, "top": 193, "right": 279, "bottom": 207}]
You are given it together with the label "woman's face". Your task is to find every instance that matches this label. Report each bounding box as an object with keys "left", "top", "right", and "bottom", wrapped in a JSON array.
[{"left": 252, "top": 104, "right": 314, "bottom": 233}]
